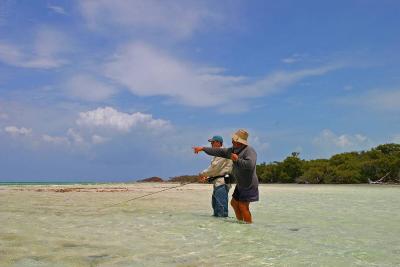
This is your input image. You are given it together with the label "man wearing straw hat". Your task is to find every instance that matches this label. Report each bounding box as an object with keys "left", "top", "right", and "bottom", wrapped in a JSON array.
[
  {"left": 193, "top": 129, "right": 259, "bottom": 223},
  {"left": 198, "top": 135, "right": 233, "bottom": 217}
]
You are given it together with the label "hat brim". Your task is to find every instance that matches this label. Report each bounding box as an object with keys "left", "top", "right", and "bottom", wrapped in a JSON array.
[{"left": 232, "top": 134, "right": 248, "bottom": 145}]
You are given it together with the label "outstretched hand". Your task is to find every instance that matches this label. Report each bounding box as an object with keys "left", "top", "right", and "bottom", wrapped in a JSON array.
[{"left": 193, "top": 146, "right": 204, "bottom": 154}]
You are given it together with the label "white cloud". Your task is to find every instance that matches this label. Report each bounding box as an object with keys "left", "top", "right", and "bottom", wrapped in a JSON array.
[
  {"left": 249, "top": 135, "right": 270, "bottom": 151},
  {"left": 76, "top": 106, "right": 171, "bottom": 132},
  {"left": 4, "top": 126, "right": 32, "bottom": 137},
  {"left": 42, "top": 129, "right": 86, "bottom": 147},
  {"left": 0, "top": 27, "right": 69, "bottom": 69},
  {"left": 281, "top": 54, "right": 307, "bottom": 64},
  {"left": 42, "top": 134, "right": 69, "bottom": 145},
  {"left": 361, "top": 89, "right": 400, "bottom": 111},
  {"left": 241, "top": 64, "right": 341, "bottom": 97},
  {"left": 313, "top": 129, "right": 372, "bottom": 151},
  {"left": 104, "top": 42, "right": 343, "bottom": 108},
  {"left": 282, "top": 58, "right": 298, "bottom": 64},
  {"left": 42, "top": 128, "right": 90, "bottom": 147},
  {"left": 79, "top": 0, "right": 220, "bottom": 38},
  {"left": 104, "top": 42, "right": 233, "bottom": 107},
  {"left": 66, "top": 74, "right": 117, "bottom": 102},
  {"left": 48, "top": 5, "right": 67, "bottom": 15},
  {"left": 339, "top": 89, "right": 400, "bottom": 111},
  {"left": 42, "top": 128, "right": 110, "bottom": 146},
  {"left": 67, "top": 128, "right": 84, "bottom": 144},
  {"left": 91, "top": 134, "right": 108, "bottom": 144}
]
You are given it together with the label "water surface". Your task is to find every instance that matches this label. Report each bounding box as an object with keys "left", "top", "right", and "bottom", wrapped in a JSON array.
[{"left": 0, "top": 184, "right": 399, "bottom": 266}]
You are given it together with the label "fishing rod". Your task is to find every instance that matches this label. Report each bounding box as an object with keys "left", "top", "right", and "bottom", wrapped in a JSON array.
[{"left": 99, "top": 174, "right": 229, "bottom": 210}]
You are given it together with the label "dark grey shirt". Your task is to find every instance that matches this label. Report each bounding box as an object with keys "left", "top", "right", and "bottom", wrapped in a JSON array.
[{"left": 203, "top": 146, "right": 259, "bottom": 189}]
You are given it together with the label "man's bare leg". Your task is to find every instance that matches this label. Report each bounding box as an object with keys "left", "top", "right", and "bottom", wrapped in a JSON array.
[
  {"left": 238, "top": 201, "right": 252, "bottom": 223},
  {"left": 230, "top": 198, "right": 243, "bottom": 221}
]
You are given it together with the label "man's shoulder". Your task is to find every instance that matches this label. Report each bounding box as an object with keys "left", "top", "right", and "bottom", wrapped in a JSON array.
[{"left": 245, "top": 145, "right": 257, "bottom": 155}]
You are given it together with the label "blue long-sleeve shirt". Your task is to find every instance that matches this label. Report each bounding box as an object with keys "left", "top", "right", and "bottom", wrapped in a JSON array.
[{"left": 203, "top": 146, "right": 259, "bottom": 189}]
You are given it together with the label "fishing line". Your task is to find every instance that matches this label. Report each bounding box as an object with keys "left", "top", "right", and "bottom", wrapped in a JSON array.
[
  {"left": 99, "top": 174, "right": 233, "bottom": 211},
  {"left": 98, "top": 181, "right": 198, "bottom": 211}
]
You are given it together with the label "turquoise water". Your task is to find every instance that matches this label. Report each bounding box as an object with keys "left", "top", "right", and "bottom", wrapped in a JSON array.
[{"left": 0, "top": 184, "right": 399, "bottom": 266}]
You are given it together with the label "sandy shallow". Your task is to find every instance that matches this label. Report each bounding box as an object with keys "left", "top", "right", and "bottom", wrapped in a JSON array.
[{"left": 1, "top": 183, "right": 399, "bottom": 266}]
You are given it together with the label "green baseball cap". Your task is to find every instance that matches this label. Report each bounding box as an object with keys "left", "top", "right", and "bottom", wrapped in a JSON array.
[{"left": 208, "top": 135, "right": 223, "bottom": 143}]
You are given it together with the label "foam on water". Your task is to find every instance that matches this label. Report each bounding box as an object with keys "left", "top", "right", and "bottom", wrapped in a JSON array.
[{"left": 1, "top": 184, "right": 399, "bottom": 266}]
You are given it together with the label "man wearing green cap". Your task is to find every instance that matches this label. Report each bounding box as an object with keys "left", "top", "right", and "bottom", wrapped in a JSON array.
[{"left": 199, "top": 135, "right": 233, "bottom": 217}]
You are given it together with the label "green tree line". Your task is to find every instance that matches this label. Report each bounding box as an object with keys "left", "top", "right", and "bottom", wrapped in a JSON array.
[{"left": 256, "top": 144, "right": 400, "bottom": 184}]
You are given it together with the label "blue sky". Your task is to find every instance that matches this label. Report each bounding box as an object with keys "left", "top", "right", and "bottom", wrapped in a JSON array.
[{"left": 0, "top": 0, "right": 399, "bottom": 181}]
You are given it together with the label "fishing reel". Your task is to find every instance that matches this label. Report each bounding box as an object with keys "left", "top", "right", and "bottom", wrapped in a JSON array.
[
  {"left": 207, "top": 174, "right": 235, "bottom": 184},
  {"left": 223, "top": 174, "right": 235, "bottom": 184}
]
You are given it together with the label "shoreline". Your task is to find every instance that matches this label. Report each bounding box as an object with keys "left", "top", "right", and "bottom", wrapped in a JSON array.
[
  {"left": 1, "top": 181, "right": 399, "bottom": 187},
  {"left": 0, "top": 183, "right": 398, "bottom": 195}
]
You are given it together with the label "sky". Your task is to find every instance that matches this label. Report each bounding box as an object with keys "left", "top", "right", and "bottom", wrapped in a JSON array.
[{"left": 0, "top": 0, "right": 399, "bottom": 182}]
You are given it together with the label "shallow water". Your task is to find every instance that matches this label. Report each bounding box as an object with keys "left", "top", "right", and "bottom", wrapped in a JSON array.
[{"left": 0, "top": 184, "right": 399, "bottom": 266}]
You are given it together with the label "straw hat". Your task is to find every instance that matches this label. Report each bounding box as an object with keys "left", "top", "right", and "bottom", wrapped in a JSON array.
[{"left": 232, "top": 129, "right": 249, "bottom": 145}]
